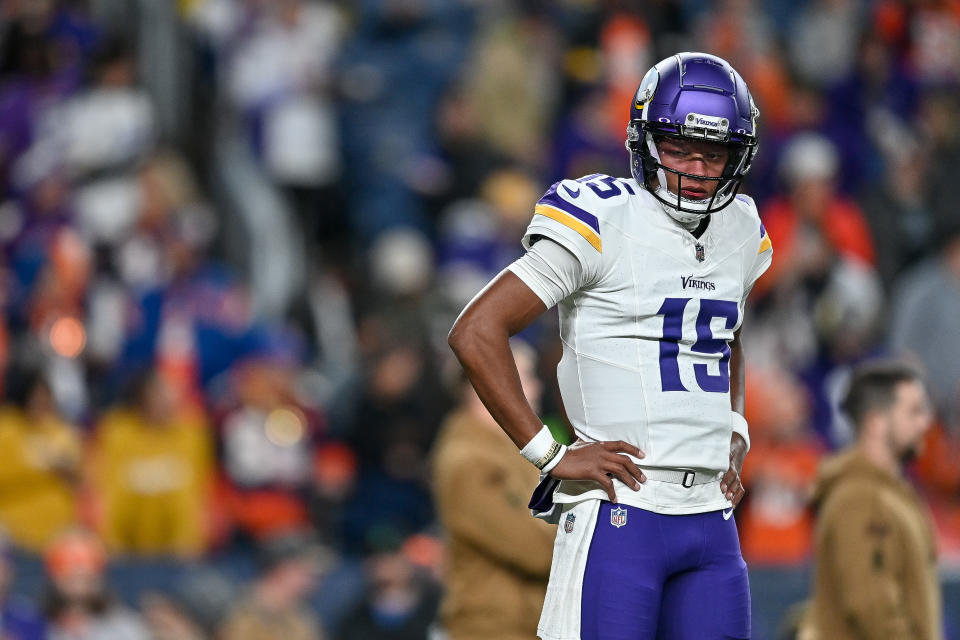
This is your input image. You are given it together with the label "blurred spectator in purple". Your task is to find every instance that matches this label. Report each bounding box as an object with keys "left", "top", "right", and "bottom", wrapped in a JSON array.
[
  {"left": 0, "top": 158, "right": 74, "bottom": 322},
  {"left": 436, "top": 169, "right": 541, "bottom": 309},
  {"left": 337, "top": 542, "right": 439, "bottom": 640},
  {"left": 550, "top": 12, "right": 650, "bottom": 181},
  {"left": 0, "top": 532, "right": 46, "bottom": 640},
  {"left": 0, "top": 367, "right": 81, "bottom": 552},
  {"left": 824, "top": 28, "right": 919, "bottom": 190},
  {"left": 796, "top": 257, "right": 885, "bottom": 447},
  {"left": 0, "top": 2, "right": 90, "bottom": 192},
  {"left": 42, "top": 529, "right": 150, "bottom": 640},
  {"left": 89, "top": 368, "right": 213, "bottom": 557},
  {"left": 219, "top": 531, "right": 328, "bottom": 640}
]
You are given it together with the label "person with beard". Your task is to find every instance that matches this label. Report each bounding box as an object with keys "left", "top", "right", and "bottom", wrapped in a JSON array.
[{"left": 799, "top": 361, "right": 943, "bottom": 640}]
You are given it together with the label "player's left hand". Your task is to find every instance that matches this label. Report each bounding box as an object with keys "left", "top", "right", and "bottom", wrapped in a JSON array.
[{"left": 720, "top": 432, "right": 748, "bottom": 507}]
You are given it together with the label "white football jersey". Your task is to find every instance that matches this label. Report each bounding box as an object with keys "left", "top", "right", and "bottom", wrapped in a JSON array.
[{"left": 513, "top": 174, "right": 772, "bottom": 514}]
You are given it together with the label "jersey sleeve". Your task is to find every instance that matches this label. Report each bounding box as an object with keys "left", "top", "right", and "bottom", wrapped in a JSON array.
[
  {"left": 521, "top": 179, "right": 604, "bottom": 283},
  {"left": 507, "top": 237, "right": 588, "bottom": 308},
  {"left": 739, "top": 195, "right": 773, "bottom": 290}
]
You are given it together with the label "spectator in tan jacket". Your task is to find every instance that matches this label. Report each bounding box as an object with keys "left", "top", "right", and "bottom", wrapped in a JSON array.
[
  {"left": 799, "top": 361, "right": 943, "bottom": 640},
  {"left": 432, "top": 341, "right": 555, "bottom": 640},
  {"left": 219, "top": 532, "right": 328, "bottom": 640}
]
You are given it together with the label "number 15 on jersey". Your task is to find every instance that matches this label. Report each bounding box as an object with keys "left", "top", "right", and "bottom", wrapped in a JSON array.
[{"left": 656, "top": 297, "right": 739, "bottom": 393}]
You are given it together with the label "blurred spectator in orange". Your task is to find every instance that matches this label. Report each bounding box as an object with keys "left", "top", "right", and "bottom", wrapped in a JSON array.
[
  {"left": 432, "top": 341, "right": 554, "bottom": 639},
  {"left": 598, "top": 13, "right": 650, "bottom": 143},
  {"left": 915, "top": 422, "right": 960, "bottom": 565},
  {"left": 0, "top": 368, "right": 81, "bottom": 551},
  {"left": 695, "top": 0, "right": 792, "bottom": 131},
  {"left": 338, "top": 543, "right": 440, "bottom": 640},
  {"left": 0, "top": 532, "right": 46, "bottom": 640},
  {"left": 42, "top": 529, "right": 150, "bottom": 640},
  {"left": 760, "top": 132, "right": 875, "bottom": 294},
  {"left": 89, "top": 369, "right": 212, "bottom": 556},
  {"left": 740, "top": 369, "right": 823, "bottom": 566},
  {"left": 219, "top": 532, "right": 328, "bottom": 640},
  {"left": 217, "top": 347, "right": 327, "bottom": 542}
]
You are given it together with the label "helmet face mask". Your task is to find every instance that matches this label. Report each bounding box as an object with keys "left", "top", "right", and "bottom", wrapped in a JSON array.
[{"left": 625, "top": 53, "right": 759, "bottom": 220}]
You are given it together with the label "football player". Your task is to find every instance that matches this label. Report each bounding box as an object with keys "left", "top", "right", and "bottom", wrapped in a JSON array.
[{"left": 448, "top": 52, "right": 772, "bottom": 639}]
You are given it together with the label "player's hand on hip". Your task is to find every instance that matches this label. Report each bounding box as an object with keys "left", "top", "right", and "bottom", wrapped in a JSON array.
[
  {"left": 721, "top": 433, "right": 748, "bottom": 507},
  {"left": 719, "top": 465, "right": 746, "bottom": 507},
  {"left": 548, "top": 439, "right": 646, "bottom": 503}
]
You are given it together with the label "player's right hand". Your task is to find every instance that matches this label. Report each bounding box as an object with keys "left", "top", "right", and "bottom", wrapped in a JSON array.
[{"left": 549, "top": 439, "right": 646, "bottom": 503}]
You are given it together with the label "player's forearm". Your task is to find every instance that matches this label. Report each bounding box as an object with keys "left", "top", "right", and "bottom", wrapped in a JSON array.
[
  {"left": 448, "top": 315, "right": 543, "bottom": 449},
  {"left": 448, "top": 273, "right": 548, "bottom": 448}
]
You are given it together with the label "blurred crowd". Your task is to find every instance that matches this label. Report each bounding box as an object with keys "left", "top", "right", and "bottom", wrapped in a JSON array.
[{"left": 0, "top": 0, "right": 958, "bottom": 638}]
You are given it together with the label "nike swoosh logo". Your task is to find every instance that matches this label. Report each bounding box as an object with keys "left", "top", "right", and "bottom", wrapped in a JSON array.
[
  {"left": 722, "top": 507, "right": 734, "bottom": 521},
  {"left": 562, "top": 184, "right": 581, "bottom": 198}
]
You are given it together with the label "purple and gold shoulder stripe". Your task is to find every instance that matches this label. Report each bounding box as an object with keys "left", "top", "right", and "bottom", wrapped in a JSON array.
[
  {"left": 535, "top": 185, "right": 602, "bottom": 252},
  {"left": 758, "top": 223, "right": 772, "bottom": 255}
]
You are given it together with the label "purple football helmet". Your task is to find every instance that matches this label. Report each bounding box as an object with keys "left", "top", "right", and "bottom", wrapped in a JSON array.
[{"left": 625, "top": 52, "right": 759, "bottom": 217}]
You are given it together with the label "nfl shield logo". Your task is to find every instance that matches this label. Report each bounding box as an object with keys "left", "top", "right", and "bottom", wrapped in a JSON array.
[
  {"left": 695, "top": 243, "right": 705, "bottom": 262},
  {"left": 610, "top": 506, "right": 628, "bottom": 528},
  {"left": 564, "top": 513, "right": 576, "bottom": 533}
]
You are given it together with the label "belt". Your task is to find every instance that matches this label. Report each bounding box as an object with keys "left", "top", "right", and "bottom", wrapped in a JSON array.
[{"left": 640, "top": 467, "right": 721, "bottom": 488}]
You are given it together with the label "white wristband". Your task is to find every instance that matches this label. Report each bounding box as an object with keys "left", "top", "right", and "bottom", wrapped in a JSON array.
[
  {"left": 520, "top": 425, "right": 564, "bottom": 470},
  {"left": 731, "top": 411, "right": 750, "bottom": 453},
  {"left": 540, "top": 443, "right": 567, "bottom": 474}
]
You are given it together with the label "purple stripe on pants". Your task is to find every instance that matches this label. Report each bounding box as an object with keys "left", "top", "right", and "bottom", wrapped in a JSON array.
[{"left": 581, "top": 502, "right": 751, "bottom": 640}]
